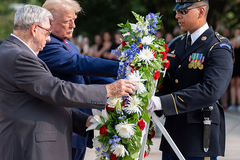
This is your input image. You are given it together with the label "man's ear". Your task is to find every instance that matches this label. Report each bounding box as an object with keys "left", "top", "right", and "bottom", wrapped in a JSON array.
[
  {"left": 30, "top": 23, "right": 38, "bottom": 37},
  {"left": 198, "top": 7, "right": 205, "bottom": 19}
]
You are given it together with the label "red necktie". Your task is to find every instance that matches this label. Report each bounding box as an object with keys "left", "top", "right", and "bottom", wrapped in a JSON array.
[{"left": 64, "top": 40, "right": 71, "bottom": 52}]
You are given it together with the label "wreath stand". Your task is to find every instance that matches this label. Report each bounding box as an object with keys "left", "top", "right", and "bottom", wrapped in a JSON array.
[{"left": 139, "top": 71, "right": 185, "bottom": 160}]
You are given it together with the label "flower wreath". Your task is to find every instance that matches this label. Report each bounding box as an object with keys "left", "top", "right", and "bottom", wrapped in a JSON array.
[{"left": 87, "top": 11, "right": 169, "bottom": 160}]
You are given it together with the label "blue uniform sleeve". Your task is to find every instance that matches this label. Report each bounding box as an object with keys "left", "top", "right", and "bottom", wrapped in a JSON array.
[{"left": 38, "top": 37, "right": 119, "bottom": 78}]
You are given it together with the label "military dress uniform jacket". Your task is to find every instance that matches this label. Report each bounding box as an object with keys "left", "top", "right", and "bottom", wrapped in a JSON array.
[
  {"left": 155, "top": 27, "right": 233, "bottom": 157},
  {"left": 0, "top": 35, "right": 108, "bottom": 160}
]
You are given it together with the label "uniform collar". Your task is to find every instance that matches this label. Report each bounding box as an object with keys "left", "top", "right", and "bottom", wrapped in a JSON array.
[{"left": 187, "top": 23, "right": 209, "bottom": 45}]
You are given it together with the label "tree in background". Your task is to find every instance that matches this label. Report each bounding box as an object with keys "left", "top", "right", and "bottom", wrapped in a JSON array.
[{"left": 1, "top": 0, "right": 240, "bottom": 41}]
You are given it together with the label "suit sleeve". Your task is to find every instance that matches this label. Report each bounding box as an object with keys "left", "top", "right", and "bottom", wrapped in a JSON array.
[
  {"left": 14, "top": 51, "right": 107, "bottom": 109},
  {"left": 38, "top": 39, "right": 119, "bottom": 77},
  {"left": 160, "top": 44, "right": 233, "bottom": 116},
  {"left": 71, "top": 108, "right": 90, "bottom": 137}
]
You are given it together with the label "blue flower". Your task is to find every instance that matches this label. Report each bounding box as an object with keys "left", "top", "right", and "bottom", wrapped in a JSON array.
[
  {"left": 96, "top": 147, "right": 100, "bottom": 152},
  {"left": 118, "top": 117, "right": 123, "bottom": 120},
  {"left": 131, "top": 42, "right": 137, "bottom": 50},
  {"left": 101, "top": 144, "right": 105, "bottom": 150},
  {"left": 137, "top": 37, "right": 141, "bottom": 43},
  {"left": 113, "top": 135, "right": 118, "bottom": 139}
]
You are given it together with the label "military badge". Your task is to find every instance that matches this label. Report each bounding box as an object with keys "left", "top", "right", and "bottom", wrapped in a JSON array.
[
  {"left": 188, "top": 53, "right": 205, "bottom": 70},
  {"left": 167, "top": 53, "right": 176, "bottom": 58}
]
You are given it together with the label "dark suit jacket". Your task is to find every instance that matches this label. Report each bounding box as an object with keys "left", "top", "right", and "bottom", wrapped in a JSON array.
[
  {"left": 38, "top": 34, "right": 118, "bottom": 149},
  {"left": 156, "top": 27, "right": 233, "bottom": 157},
  {"left": 0, "top": 35, "right": 107, "bottom": 160}
]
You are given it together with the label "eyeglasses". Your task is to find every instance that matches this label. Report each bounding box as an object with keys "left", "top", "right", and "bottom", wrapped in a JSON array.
[
  {"left": 176, "top": 5, "right": 206, "bottom": 15},
  {"left": 37, "top": 25, "right": 52, "bottom": 36}
]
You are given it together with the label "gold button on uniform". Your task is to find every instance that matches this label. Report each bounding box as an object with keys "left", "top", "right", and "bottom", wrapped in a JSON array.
[
  {"left": 178, "top": 65, "right": 181, "bottom": 68},
  {"left": 175, "top": 79, "right": 179, "bottom": 83}
]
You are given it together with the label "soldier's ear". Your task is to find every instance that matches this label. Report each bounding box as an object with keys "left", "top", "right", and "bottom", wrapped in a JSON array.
[{"left": 198, "top": 7, "right": 205, "bottom": 19}]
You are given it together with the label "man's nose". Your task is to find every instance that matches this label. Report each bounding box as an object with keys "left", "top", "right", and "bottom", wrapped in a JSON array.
[
  {"left": 70, "top": 20, "right": 75, "bottom": 28},
  {"left": 46, "top": 36, "right": 51, "bottom": 42}
]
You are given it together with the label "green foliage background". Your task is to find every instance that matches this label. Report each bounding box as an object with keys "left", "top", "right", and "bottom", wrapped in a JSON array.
[{"left": 1, "top": 0, "right": 240, "bottom": 42}]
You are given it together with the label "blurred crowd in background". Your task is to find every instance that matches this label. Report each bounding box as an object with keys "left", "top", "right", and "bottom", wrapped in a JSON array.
[
  {"left": 67, "top": 24, "right": 240, "bottom": 113},
  {"left": 68, "top": 26, "right": 183, "bottom": 60}
]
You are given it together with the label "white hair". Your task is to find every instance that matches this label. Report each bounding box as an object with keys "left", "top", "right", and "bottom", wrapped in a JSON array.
[{"left": 14, "top": 4, "right": 53, "bottom": 31}]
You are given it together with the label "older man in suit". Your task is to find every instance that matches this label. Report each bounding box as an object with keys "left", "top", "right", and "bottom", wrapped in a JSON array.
[{"left": 0, "top": 5, "right": 135, "bottom": 160}]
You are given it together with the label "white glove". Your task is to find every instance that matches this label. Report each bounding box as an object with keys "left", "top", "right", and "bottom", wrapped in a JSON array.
[{"left": 146, "top": 96, "right": 162, "bottom": 112}]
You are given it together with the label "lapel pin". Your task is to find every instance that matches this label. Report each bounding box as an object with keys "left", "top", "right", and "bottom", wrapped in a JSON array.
[{"left": 201, "top": 36, "right": 207, "bottom": 41}]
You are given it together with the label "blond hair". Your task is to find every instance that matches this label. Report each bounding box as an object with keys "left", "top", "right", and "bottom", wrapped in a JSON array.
[{"left": 43, "top": 0, "right": 81, "bottom": 18}]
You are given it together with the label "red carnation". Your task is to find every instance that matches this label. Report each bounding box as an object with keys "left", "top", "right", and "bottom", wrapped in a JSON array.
[
  {"left": 154, "top": 71, "right": 161, "bottom": 80},
  {"left": 122, "top": 99, "right": 128, "bottom": 106},
  {"left": 137, "top": 119, "right": 145, "bottom": 130},
  {"left": 139, "top": 44, "right": 143, "bottom": 49},
  {"left": 148, "top": 128, "right": 156, "bottom": 139},
  {"left": 110, "top": 153, "right": 117, "bottom": 160},
  {"left": 144, "top": 151, "right": 147, "bottom": 158},
  {"left": 131, "top": 68, "right": 137, "bottom": 73},
  {"left": 164, "top": 61, "right": 170, "bottom": 69},
  {"left": 161, "top": 51, "right": 167, "bottom": 61},
  {"left": 106, "top": 104, "right": 114, "bottom": 111},
  {"left": 152, "top": 50, "right": 156, "bottom": 58},
  {"left": 100, "top": 125, "right": 108, "bottom": 135},
  {"left": 129, "top": 62, "right": 134, "bottom": 68},
  {"left": 158, "top": 85, "right": 163, "bottom": 90},
  {"left": 164, "top": 43, "right": 169, "bottom": 53},
  {"left": 122, "top": 41, "right": 127, "bottom": 47}
]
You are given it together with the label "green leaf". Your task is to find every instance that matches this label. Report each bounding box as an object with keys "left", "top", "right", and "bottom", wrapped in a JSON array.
[
  {"left": 135, "top": 126, "right": 142, "bottom": 137},
  {"left": 122, "top": 154, "right": 134, "bottom": 160},
  {"left": 140, "top": 91, "right": 148, "bottom": 97},
  {"left": 122, "top": 138, "right": 128, "bottom": 144},
  {"left": 127, "top": 135, "right": 142, "bottom": 156},
  {"left": 142, "top": 110, "right": 151, "bottom": 123},
  {"left": 126, "top": 20, "right": 131, "bottom": 30},
  {"left": 100, "top": 116, "right": 105, "bottom": 123},
  {"left": 117, "top": 23, "right": 125, "bottom": 28},
  {"left": 122, "top": 46, "right": 131, "bottom": 50},
  {"left": 143, "top": 67, "right": 150, "bottom": 79},
  {"left": 96, "top": 123, "right": 104, "bottom": 130},
  {"left": 151, "top": 61, "right": 162, "bottom": 71}
]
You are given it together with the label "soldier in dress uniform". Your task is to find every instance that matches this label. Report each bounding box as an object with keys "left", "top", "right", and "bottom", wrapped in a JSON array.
[{"left": 147, "top": 0, "right": 234, "bottom": 160}]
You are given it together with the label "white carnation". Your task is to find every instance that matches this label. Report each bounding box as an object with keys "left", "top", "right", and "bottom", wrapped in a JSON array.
[
  {"left": 135, "top": 82, "right": 146, "bottom": 94},
  {"left": 115, "top": 121, "right": 135, "bottom": 138},
  {"left": 141, "top": 35, "right": 155, "bottom": 45},
  {"left": 126, "top": 71, "right": 147, "bottom": 95},
  {"left": 111, "top": 144, "right": 129, "bottom": 157},
  {"left": 138, "top": 47, "right": 155, "bottom": 67},
  {"left": 123, "top": 96, "right": 141, "bottom": 114}
]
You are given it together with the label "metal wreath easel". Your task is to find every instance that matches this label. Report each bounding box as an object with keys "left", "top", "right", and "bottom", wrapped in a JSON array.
[{"left": 139, "top": 69, "right": 185, "bottom": 160}]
